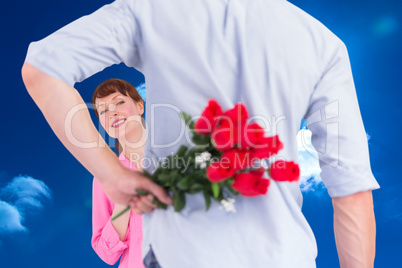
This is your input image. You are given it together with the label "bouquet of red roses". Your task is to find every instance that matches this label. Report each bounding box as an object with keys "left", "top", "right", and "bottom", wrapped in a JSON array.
[{"left": 113, "top": 99, "right": 300, "bottom": 218}]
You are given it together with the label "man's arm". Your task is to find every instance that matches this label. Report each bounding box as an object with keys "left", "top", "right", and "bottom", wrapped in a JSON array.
[
  {"left": 332, "top": 190, "right": 376, "bottom": 268},
  {"left": 21, "top": 63, "right": 172, "bottom": 206}
]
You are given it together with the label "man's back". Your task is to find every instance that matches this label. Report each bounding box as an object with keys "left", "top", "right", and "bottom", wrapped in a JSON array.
[
  {"left": 133, "top": 1, "right": 375, "bottom": 267},
  {"left": 135, "top": 0, "right": 337, "bottom": 169}
]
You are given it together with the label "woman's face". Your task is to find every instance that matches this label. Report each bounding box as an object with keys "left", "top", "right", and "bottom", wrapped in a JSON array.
[{"left": 95, "top": 92, "right": 144, "bottom": 140}]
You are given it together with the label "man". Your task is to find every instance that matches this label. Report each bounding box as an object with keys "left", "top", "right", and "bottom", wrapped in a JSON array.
[{"left": 22, "top": 0, "right": 379, "bottom": 267}]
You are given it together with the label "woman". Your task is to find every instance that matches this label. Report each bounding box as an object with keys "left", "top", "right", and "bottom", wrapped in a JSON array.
[{"left": 91, "top": 79, "right": 155, "bottom": 267}]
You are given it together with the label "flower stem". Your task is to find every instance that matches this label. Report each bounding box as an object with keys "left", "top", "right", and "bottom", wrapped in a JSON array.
[{"left": 111, "top": 206, "right": 130, "bottom": 221}]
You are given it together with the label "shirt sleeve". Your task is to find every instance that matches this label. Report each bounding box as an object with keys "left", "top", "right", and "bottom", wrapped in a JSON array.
[
  {"left": 25, "top": 0, "right": 141, "bottom": 86},
  {"left": 304, "top": 40, "right": 380, "bottom": 198},
  {"left": 91, "top": 178, "right": 129, "bottom": 265}
]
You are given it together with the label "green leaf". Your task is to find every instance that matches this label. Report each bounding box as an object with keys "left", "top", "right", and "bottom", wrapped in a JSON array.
[
  {"left": 228, "top": 185, "right": 240, "bottom": 195},
  {"left": 136, "top": 189, "right": 149, "bottom": 196},
  {"left": 191, "top": 169, "right": 208, "bottom": 182},
  {"left": 166, "top": 155, "right": 176, "bottom": 170},
  {"left": 189, "top": 183, "right": 204, "bottom": 193},
  {"left": 187, "top": 147, "right": 204, "bottom": 157},
  {"left": 203, "top": 190, "right": 211, "bottom": 211},
  {"left": 143, "top": 169, "right": 153, "bottom": 178},
  {"left": 170, "top": 170, "right": 181, "bottom": 183},
  {"left": 179, "top": 112, "right": 191, "bottom": 124},
  {"left": 186, "top": 148, "right": 205, "bottom": 166},
  {"left": 211, "top": 183, "right": 220, "bottom": 199},
  {"left": 173, "top": 190, "right": 186, "bottom": 212},
  {"left": 192, "top": 133, "right": 211, "bottom": 147},
  {"left": 152, "top": 198, "right": 168, "bottom": 209},
  {"left": 180, "top": 112, "right": 194, "bottom": 129},
  {"left": 177, "top": 176, "right": 192, "bottom": 191},
  {"left": 158, "top": 173, "right": 171, "bottom": 183},
  {"left": 177, "top": 145, "right": 188, "bottom": 158},
  {"left": 209, "top": 148, "right": 222, "bottom": 159}
]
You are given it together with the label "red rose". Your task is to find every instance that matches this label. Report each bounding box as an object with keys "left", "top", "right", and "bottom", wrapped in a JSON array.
[
  {"left": 269, "top": 160, "right": 300, "bottom": 182},
  {"left": 194, "top": 99, "right": 223, "bottom": 135},
  {"left": 221, "top": 148, "right": 255, "bottom": 172},
  {"left": 211, "top": 124, "right": 236, "bottom": 151},
  {"left": 249, "top": 167, "right": 266, "bottom": 177},
  {"left": 232, "top": 172, "right": 270, "bottom": 197},
  {"left": 240, "top": 122, "right": 266, "bottom": 149},
  {"left": 210, "top": 103, "right": 249, "bottom": 150},
  {"left": 212, "top": 116, "right": 246, "bottom": 151},
  {"left": 223, "top": 103, "right": 249, "bottom": 124},
  {"left": 250, "top": 135, "right": 283, "bottom": 159},
  {"left": 206, "top": 160, "right": 235, "bottom": 182}
]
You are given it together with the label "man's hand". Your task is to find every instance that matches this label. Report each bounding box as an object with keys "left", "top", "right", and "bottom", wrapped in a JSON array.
[
  {"left": 332, "top": 190, "right": 376, "bottom": 268},
  {"left": 103, "top": 167, "right": 172, "bottom": 208}
]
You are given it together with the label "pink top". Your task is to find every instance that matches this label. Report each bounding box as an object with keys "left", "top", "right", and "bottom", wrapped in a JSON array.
[{"left": 91, "top": 153, "right": 144, "bottom": 268}]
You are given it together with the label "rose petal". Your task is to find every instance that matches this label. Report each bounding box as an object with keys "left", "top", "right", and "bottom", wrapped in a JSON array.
[{"left": 269, "top": 160, "right": 300, "bottom": 182}]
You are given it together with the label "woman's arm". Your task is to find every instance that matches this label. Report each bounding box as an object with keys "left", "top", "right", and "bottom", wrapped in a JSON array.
[
  {"left": 332, "top": 190, "right": 376, "bottom": 268},
  {"left": 111, "top": 203, "right": 131, "bottom": 241},
  {"left": 92, "top": 179, "right": 130, "bottom": 265}
]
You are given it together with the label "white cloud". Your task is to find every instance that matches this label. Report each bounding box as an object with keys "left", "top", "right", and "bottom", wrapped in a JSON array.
[
  {"left": 297, "top": 128, "right": 325, "bottom": 192},
  {"left": 1, "top": 176, "right": 51, "bottom": 211},
  {"left": 296, "top": 128, "right": 373, "bottom": 192},
  {"left": 136, "top": 82, "right": 146, "bottom": 101},
  {"left": 0, "top": 176, "right": 52, "bottom": 235},
  {"left": 0, "top": 201, "right": 26, "bottom": 232},
  {"left": 366, "top": 133, "right": 371, "bottom": 145}
]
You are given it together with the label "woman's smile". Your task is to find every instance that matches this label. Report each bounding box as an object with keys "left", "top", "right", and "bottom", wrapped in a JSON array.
[{"left": 111, "top": 118, "right": 126, "bottom": 128}]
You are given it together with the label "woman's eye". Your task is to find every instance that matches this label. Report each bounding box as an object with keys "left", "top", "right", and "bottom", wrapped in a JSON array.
[{"left": 116, "top": 101, "right": 125, "bottom": 106}]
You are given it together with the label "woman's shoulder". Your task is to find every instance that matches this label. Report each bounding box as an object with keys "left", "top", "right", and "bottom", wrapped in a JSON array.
[{"left": 118, "top": 153, "right": 137, "bottom": 171}]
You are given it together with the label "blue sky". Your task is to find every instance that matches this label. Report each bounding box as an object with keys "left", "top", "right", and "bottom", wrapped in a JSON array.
[{"left": 0, "top": 0, "right": 401, "bottom": 267}]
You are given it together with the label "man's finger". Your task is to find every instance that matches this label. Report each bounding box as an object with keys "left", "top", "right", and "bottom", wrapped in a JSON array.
[
  {"left": 139, "top": 195, "right": 158, "bottom": 208},
  {"left": 137, "top": 201, "right": 154, "bottom": 213},
  {"left": 132, "top": 207, "right": 143, "bottom": 215},
  {"left": 118, "top": 170, "right": 172, "bottom": 205},
  {"left": 142, "top": 179, "right": 173, "bottom": 205}
]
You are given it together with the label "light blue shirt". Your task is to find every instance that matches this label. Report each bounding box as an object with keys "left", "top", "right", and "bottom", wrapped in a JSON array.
[{"left": 26, "top": 0, "right": 379, "bottom": 267}]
